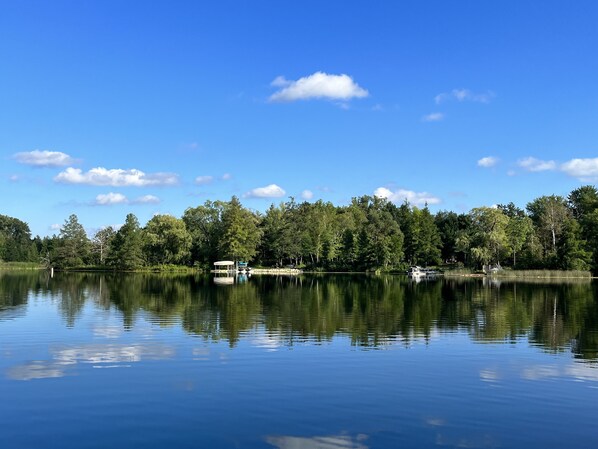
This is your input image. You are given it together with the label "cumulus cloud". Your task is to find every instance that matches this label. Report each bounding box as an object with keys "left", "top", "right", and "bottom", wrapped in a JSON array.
[
  {"left": 13, "top": 150, "right": 75, "bottom": 167},
  {"left": 517, "top": 157, "right": 557, "bottom": 172},
  {"left": 94, "top": 193, "right": 160, "bottom": 206},
  {"left": 560, "top": 158, "right": 598, "bottom": 180},
  {"left": 195, "top": 175, "right": 214, "bottom": 185},
  {"left": 244, "top": 184, "right": 286, "bottom": 198},
  {"left": 434, "top": 88, "right": 495, "bottom": 104},
  {"left": 54, "top": 167, "right": 178, "bottom": 186},
  {"left": 374, "top": 187, "right": 441, "bottom": 206},
  {"left": 269, "top": 72, "right": 369, "bottom": 102},
  {"left": 477, "top": 156, "right": 498, "bottom": 168},
  {"left": 422, "top": 112, "right": 444, "bottom": 122}
]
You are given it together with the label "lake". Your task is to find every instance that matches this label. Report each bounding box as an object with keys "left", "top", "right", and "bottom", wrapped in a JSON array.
[{"left": 1, "top": 272, "right": 597, "bottom": 449}]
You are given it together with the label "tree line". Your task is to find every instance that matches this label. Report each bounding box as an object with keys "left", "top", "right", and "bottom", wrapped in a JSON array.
[{"left": 2, "top": 185, "right": 598, "bottom": 272}]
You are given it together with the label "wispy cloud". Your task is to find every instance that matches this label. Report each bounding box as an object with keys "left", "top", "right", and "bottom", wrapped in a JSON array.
[
  {"left": 301, "top": 190, "right": 314, "bottom": 200},
  {"left": 134, "top": 195, "right": 160, "bottom": 204},
  {"left": 477, "top": 156, "right": 499, "bottom": 168},
  {"left": 55, "top": 167, "right": 178, "bottom": 187},
  {"left": 94, "top": 192, "right": 160, "bottom": 206},
  {"left": 269, "top": 72, "right": 368, "bottom": 102},
  {"left": 195, "top": 175, "right": 214, "bottom": 185},
  {"left": 13, "top": 150, "right": 75, "bottom": 167},
  {"left": 222, "top": 173, "right": 232, "bottom": 181},
  {"left": 244, "top": 184, "right": 286, "bottom": 198},
  {"left": 435, "top": 88, "right": 495, "bottom": 104},
  {"left": 374, "top": 187, "right": 441, "bottom": 206},
  {"left": 517, "top": 157, "right": 557, "bottom": 172},
  {"left": 422, "top": 112, "right": 444, "bottom": 122}
]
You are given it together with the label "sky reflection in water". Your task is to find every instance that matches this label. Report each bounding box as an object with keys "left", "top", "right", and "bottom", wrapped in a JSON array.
[{"left": 0, "top": 272, "right": 597, "bottom": 449}]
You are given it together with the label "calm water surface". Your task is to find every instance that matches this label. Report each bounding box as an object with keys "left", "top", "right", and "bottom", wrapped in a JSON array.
[{"left": 1, "top": 272, "right": 597, "bottom": 449}]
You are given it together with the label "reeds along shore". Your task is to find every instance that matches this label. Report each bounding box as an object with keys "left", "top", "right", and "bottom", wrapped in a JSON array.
[{"left": 444, "top": 269, "right": 592, "bottom": 279}]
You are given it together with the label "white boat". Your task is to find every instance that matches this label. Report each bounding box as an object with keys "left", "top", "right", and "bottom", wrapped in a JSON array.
[
  {"left": 407, "top": 266, "right": 426, "bottom": 277},
  {"left": 407, "top": 266, "right": 439, "bottom": 278}
]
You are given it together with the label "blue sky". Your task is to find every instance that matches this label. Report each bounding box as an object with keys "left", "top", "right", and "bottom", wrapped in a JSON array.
[{"left": 1, "top": 0, "right": 597, "bottom": 236}]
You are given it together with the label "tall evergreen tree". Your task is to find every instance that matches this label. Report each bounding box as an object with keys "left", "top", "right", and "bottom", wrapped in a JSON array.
[
  {"left": 109, "top": 213, "right": 145, "bottom": 270},
  {"left": 56, "top": 214, "right": 90, "bottom": 268}
]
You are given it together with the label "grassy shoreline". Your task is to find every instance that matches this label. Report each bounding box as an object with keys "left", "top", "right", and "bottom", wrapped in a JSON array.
[{"left": 0, "top": 262, "right": 594, "bottom": 279}]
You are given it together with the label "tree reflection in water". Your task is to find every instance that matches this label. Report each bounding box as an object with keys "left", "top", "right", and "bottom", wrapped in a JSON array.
[{"left": 1, "top": 271, "right": 597, "bottom": 360}]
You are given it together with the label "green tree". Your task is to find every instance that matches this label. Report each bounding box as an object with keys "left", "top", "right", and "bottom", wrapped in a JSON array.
[
  {"left": 183, "top": 200, "right": 225, "bottom": 267},
  {"left": 350, "top": 196, "right": 404, "bottom": 270},
  {"left": 468, "top": 207, "right": 509, "bottom": 267},
  {"left": 219, "top": 197, "right": 262, "bottom": 262},
  {"left": 527, "top": 195, "right": 570, "bottom": 265},
  {"left": 0, "top": 214, "right": 34, "bottom": 262},
  {"left": 411, "top": 205, "right": 442, "bottom": 266},
  {"left": 568, "top": 185, "right": 598, "bottom": 221},
  {"left": 557, "top": 218, "right": 590, "bottom": 270},
  {"left": 505, "top": 214, "right": 533, "bottom": 268},
  {"left": 567, "top": 186, "right": 598, "bottom": 271},
  {"left": 435, "top": 211, "right": 460, "bottom": 262},
  {"left": 300, "top": 200, "right": 338, "bottom": 266},
  {"left": 143, "top": 214, "right": 192, "bottom": 265},
  {"left": 92, "top": 226, "right": 116, "bottom": 265},
  {"left": 109, "top": 213, "right": 145, "bottom": 270},
  {"left": 55, "top": 214, "right": 91, "bottom": 268},
  {"left": 259, "top": 203, "right": 288, "bottom": 266}
]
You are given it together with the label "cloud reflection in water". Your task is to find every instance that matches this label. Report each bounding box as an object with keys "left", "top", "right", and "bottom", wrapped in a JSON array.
[
  {"left": 266, "top": 434, "right": 368, "bottom": 449},
  {"left": 7, "top": 343, "right": 175, "bottom": 381}
]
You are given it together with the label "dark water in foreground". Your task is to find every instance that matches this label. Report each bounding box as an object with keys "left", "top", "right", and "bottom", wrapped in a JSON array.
[{"left": 1, "top": 272, "right": 597, "bottom": 449}]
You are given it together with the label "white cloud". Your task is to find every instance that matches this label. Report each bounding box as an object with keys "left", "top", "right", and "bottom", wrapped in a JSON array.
[
  {"left": 195, "top": 175, "right": 214, "bottom": 185},
  {"left": 222, "top": 173, "right": 232, "bottom": 180},
  {"left": 517, "top": 157, "right": 557, "bottom": 172},
  {"left": 269, "top": 72, "right": 369, "bottom": 102},
  {"left": 54, "top": 167, "right": 178, "bottom": 186},
  {"left": 560, "top": 158, "right": 598, "bottom": 180},
  {"left": 422, "top": 112, "right": 444, "bottom": 122},
  {"left": 134, "top": 195, "right": 160, "bottom": 204},
  {"left": 435, "top": 88, "right": 495, "bottom": 104},
  {"left": 270, "top": 76, "right": 289, "bottom": 87},
  {"left": 93, "top": 193, "right": 160, "bottom": 206},
  {"left": 374, "top": 187, "right": 441, "bottom": 206},
  {"left": 244, "top": 184, "right": 286, "bottom": 198},
  {"left": 95, "top": 192, "right": 128, "bottom": 205},
  {"left": 477, "top": 156, "right": 498, "bottom": 168},
  {"left": 50, "top": 223, "right": 61, "bottom": 231},
  {"left": 301, "top": 190, "right": 314, "bottom": 200},
  {"left": 13, "top": 150, "right": 75, "bottom": 167}
]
